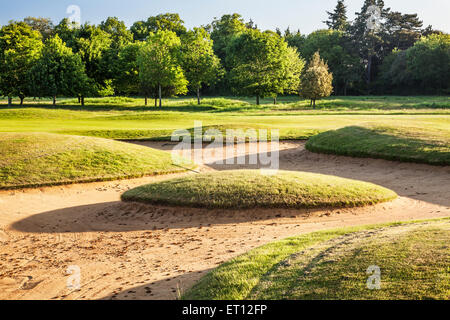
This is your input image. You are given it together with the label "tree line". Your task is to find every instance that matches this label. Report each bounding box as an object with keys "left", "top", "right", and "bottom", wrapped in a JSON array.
[{"left": 0, "top": 0, "right": 448, "bottom": 107}]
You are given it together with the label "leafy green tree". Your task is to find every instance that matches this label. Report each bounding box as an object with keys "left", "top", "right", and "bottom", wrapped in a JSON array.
[
  {"left": 54, "top": 18, "right": 78, "bottom": 48},
  {"left": 181, "top": 28, "right": 223, "bottom": 104},
  {"left": 284, "top": 30, "right": 306, "bottom": 52},
  {"left": 378, "top": 49, "right": 412, "bottom": 93},
  {"left": 74, "top": 23, "right": 113, "bottom": 96},
  {"left": 227, "top": 29, "right": 303, "bottom": 105},
  {"left": 28, "top": 35, "right": 89, "bottom": 105},
  {"left": 300, "top": 52, "right": 333, "bottom": 108},
  {"left": 209, "top": 14, "right": 248, "bottom": 69},
  {"left": 131, "top": 13, "right": 186, "bottom": 41},
  {"left": 324, "top": 0, "right": 348, "bottom": 31},
  {"left": 100, "top": 17, "right": 133, "bottom": 49},
  {"left": 113, "top": 42, "right": 144, "bottom": 95},
  {"left": 0, "top": 21, "right": 43, "bottom": 105},
  {"left": 299, "top": 29, "right": 360, "bottom": 95},
  {"left": 24, "top": 17, "right": 54, "bottom": 40},
  {"left": 137, "top": 31, "right": 188, "bottom": 107},
  {"left": 99, "top": 17, "right": 133, "bottom": 95},
  {"left": 406, "top": 34, "right": 450, "bottom": 93}
]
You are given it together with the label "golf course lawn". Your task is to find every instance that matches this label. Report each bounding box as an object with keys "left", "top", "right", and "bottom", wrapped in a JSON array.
[
  {"left": 121, "top": 170, "right": 397, "bottom": 209},
  {"left": 0, "top": 132, "right": 194, "bottom": 189},
  {"left": 0, "top": 96, "right": 449, "bottom": 165},
  {"left": 183, "top": 218, "right": 450, "bottom": 300},
  {"left": 0, "top": 96, "right": 449, "bottom": 141}
]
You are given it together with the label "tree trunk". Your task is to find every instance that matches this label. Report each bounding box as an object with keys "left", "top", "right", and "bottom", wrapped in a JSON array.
[
  {"left": 313, "top": 99, "right": 316, "bottom": 109},
  {"left": 8, "top": 97, "right": 12, "bottom": 106},
  {"left": 310, "top": 99, "right": 313, "bottom": 107},
  {"left": 78, "top": 96, "right": 81, "bottom": 104},
  {"left": 367, "top": 54, "right": 373, "bottom": 94},
  {"left": 145, "top": 96, "right": 148, "bottom": 106},
  {"left": 197, "top": 87, "right": 201, "bottom": 105},
  {"left": 53, "top": 96, "right": 56, "bottom": 106},
  {"left": 273, "top": 97, "right": 277, "bottom": 104},
  {"left": 155, "top": 97, "right": 157, "bottom": 107},
  {"left": 256, "top": 95, "right": 260, "bottom": 106},
  {"left": 19, "top": 96, "right": 24, "bottom": 105},
  {"left": 81, "top": 96, "right": 85, "bottom": 106},
  {"left": 158, "top": 85, "right": 162, "bottom": 107}
]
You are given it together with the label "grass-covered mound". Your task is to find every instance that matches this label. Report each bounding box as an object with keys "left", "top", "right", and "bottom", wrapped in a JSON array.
[
  {"left": 121, "top": 170, "right": 397, "bottom": 209},
  {"left": 306, "top": 125, "right": 450, "bottom": 165},
  {"left": 183, "top": 219, "right": 450, "bottom": 300},
  {"left": 0, "top": 133, "right": 194, "bottom": 189}
]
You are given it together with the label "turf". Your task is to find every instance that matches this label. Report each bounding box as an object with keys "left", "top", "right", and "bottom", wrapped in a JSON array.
[
  {"left": 0, "top": 96, "right": 449, "bottom": 141},
  {"left": 0, "top": 133, "right": 195, "bottom": 189},
  {"left": 306, "top": 124, "right": 450, "bottom": 165},
  {"left": 183, "top": 218, "right": 450, "bottom": 300},
  {"left": 121, "top": 170, "right": 397, "bottom": 209}
]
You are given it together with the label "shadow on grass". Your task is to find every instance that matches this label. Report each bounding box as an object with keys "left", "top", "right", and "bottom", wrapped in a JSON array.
[
  {"left": 306, "top": 126, "right": 450, "bottom": 166},
  {"left": 0, "top": 103, "right": 216, "bottom": 113}
]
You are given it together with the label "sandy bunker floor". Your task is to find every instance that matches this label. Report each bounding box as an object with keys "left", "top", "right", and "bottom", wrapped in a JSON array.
[{"left": 0, "top": 141, "right": 449, "bottom": 300}]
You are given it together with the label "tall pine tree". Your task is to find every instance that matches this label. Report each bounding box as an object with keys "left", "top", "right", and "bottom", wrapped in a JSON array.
[{"left": 324, "top": 0, "right": 348, "bottom": 31}]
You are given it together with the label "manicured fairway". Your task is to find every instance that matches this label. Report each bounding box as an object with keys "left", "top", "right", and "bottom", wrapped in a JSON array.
[
  {"left": 0, "top": 96, "right": 449, "bottom": 141},
  {"left": 0, "top": 133, "right": 194, "bottom": 189},
  {"left": 121, "top": 170, "right": 397, "bottom": 209},
  {"left": 183, "top": 219, "right": 450, "bottom": 300}
]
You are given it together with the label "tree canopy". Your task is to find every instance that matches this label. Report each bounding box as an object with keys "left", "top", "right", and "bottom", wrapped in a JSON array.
[
  {"left": 137, "top": 31, "right": 188, "bottom": 107},
  {"left": 227, "top": 29, "right": 304, "bottom": 104},
  {"left": 300, "top": 52, "right": 333, "bottom": 108},
  {"left": 181, "top": 28, "right": 223, "bottom": 104}
]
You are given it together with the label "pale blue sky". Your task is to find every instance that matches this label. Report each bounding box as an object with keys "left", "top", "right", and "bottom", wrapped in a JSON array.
[{"left": 1, "top": 0, "right": 449, "bottom": 34}]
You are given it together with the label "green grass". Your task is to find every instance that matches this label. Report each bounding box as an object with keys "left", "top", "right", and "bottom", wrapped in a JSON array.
[
  {"left": 0, "top": 133, "right": 195, "bottom": 189},
  {"left": 121, "top": 170, "right": 397, "bottom": 209},
  {"left": 0, "top": 96, "right": 449, "bottom": 141},
  {"left": 306, "top": 124, "right": 450, "bottom": 165},
  {"left": 183, "top": 218, "right": 450, "bottom": 300}
]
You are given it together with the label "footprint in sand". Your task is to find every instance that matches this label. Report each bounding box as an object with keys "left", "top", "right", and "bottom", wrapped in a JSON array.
[{"left": 19, "top": 276, "right": 42, "bottom": 290}]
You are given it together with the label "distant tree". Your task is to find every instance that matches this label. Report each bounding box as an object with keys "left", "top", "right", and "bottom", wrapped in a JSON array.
[
  {"left": 300, "top": 52, "right": 333, "bottom": 108},
  {"left": 28, "top": 35, "right": 89, "bottom": 105},
  {"left": 378, "top": 49, "right": 412, "bottom": 93},
  {"left": 209, "top": 14, "right": 247, "bottom": 69},
  {"left": 54, "top": 18, "right": 78, "bottom": 48},
  {"left": 299, "top": 29, "right": 360, "bottom": 95},
  {"left": 324, "top": 0, "right": 348, "bottom": 31},
  {"left": 23, "top": 17, "right": 54, "bottom": 40},
  {"left": 227, "top": 29, "right": 303, "bottom": 105},
  {"left": 284, "top": 30, "right": 305, "bottom": 52},
  {"left": 131, "top": 13, "right": 186, "bottom": 41},
  {"left": 99, "top": 17, "right": 133, "bottom": 94},
  {"left": 100, "top": 17, "right": 133, "bottom": 49},
  {"left": 181, "top": 28, "right": 223, "bottom": 104},
  {"left": 383, "top": 11, "right": 423, "bottom": 51},
  {"left": 112, "top": 42, "right": 144, "bottom": 95},
  {"left": 406, "top": 34, "right": 450, "bottom": 93},
  {"left": 421, "top": 25, "right": 444, "bottom": 37},
  {"left": 137, "top": 31, "right": 188, "bottom": 107},
  {"left": 349, "top": 0, "right": 390, "bottom": 89},
  {"left": 0, "top": 22, "right": 43, "bottom": 105},
  {"left": 74, "top": 23, "right": 113, "bottom": 96},
  {"left": 275, "top": 46, "right": 305, "bottom": 103}
]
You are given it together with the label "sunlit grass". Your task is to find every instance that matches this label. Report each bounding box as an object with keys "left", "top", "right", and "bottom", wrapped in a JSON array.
[
  {"left": 0, "top": 133, "right": 195, "bottom": 189},
  {"left": 183, "top": 219, "right": 450, "bottom": 300}
]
